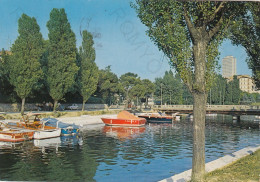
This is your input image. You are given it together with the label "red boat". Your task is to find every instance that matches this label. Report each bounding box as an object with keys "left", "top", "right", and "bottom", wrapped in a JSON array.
[{"left": 101, "top": 111, "right": 146, "bottom": 127}]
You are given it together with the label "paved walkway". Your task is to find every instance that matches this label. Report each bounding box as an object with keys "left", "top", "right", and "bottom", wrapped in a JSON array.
[{"left": 159, "top": 145, "right": 260, "bottom": 182}]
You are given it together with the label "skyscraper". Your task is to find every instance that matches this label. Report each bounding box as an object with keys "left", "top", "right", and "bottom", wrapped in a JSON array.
[{"left": 222, "top": 56, "right": 236, "bottom": 78}]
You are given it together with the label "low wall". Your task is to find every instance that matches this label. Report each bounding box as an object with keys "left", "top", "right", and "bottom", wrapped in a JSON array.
[
  {"left": 0, "top": 103, "right": 38, "bottom": 112},
  {"left": 0, "top": 103, "right": 108, "bottom": 112},
  {"left": 62, "top": 104, "right": 108, "bottom": 110}
]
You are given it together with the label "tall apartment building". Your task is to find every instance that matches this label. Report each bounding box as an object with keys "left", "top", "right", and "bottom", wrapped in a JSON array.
[{"left": 222, "top": 56, "right": 236, "bottom": 79}]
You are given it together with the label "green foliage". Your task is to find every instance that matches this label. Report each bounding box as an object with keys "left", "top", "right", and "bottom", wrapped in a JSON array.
[
  {"left": 96, "top": 66, "right": 121, "bottom": 105},
  {"left": 240, "top": 92, "right": 259, "bottom": 105},
  {"left": 142, "top": 78, "right": 155, "bottom": 98},
  {"left": 78, "top": 30, "right": 99, "bottom": 103},
  {"left": 208, "top": 74, "right": 227, "bottom": 105},
  {"left": 119, "top": 72, "right": 155, "bottom": 106},
  {"left": 46, "top": 8, "right": 79, "bottom": 102},
  {"left": 225, "top": 76, "right": 242, "bottom": 104},
  {"left": 129, "top": 83, "right": 146, "bottom": 99},
  {"left": 120, "top": 72, "right": 140, "bottom": 92},
  {"left": 119, "top": 72, "right": 141, "bottom": 98},
  {"left": 154, "top": 70, "right": 184, "bottom": 104},
  {"left": 207, "top": 75, "right": 243, "bottom": 105},
  {"left": 9, "top": 14, "right": 43, "bottom": 100},
  {"left": 230, "top": 2, "right": 260, "bottom": 88},
  {"left": 0, "top": 49, "right": 18, "bottom": 102}
]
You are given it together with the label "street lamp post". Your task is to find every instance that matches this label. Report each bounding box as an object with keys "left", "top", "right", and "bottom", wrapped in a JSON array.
[
  {"left": 161, "top": 83, "right": 163, "bottom": 106},
  {"left": 170, "top": 91, "right": 172, "bottom": 105}
]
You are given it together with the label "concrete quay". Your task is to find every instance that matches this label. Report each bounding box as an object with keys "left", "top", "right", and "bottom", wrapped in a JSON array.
[{"left": 159, "top": 145, "right": 260, "bottom": 182}]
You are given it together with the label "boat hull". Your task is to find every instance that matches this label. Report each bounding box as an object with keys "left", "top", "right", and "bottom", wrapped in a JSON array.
[
  {"left": 33, "top": 129, "right": 61, "bottom": 139},
  {"left": 61, "top": 128, "right": 79, "bottom": 136},
  {"left": 11, "top": 122, "right": 61, "bottom": 139},
  {"left": 101, "top": 118, "right": 146, "bottom": 127},
  {"left": 138, "top": 115, "right": 173, "bottom": 123},
  {"left": 0, "top": 130, "right": 34, "bottom": 142}
]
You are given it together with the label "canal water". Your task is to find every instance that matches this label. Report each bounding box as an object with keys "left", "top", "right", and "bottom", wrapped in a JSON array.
[{"left": 0, "top": 115, "right": 259, "bottom": 182}]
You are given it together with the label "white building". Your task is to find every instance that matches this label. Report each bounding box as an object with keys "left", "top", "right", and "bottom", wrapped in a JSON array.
[{"left": 222, "top": 56, "right": 237, "bottom": 79}]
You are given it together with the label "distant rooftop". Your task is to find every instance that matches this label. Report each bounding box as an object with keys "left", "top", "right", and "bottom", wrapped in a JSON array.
[{"left": 0, "top": 50, "right": 11, "bottom": 56}]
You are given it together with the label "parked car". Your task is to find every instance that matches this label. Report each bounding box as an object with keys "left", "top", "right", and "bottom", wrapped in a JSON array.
[{"left": 66, "top": 104, "right": 79, "bottom": 110}]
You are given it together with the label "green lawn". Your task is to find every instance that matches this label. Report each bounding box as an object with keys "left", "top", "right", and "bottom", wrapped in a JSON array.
[{"left": 204, "top": 149, "right": 260, "bottom": 182}]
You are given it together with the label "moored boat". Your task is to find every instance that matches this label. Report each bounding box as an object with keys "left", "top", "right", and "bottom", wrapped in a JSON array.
[
  {"left": 9, "top": 113, "right": 61, "bottom": 139},
  {"left": 0, "top": 122, "right": 34, "bottom": 142},
  {"left": 101, "top": 111, "right": 146, "bottom": 127},
  {"left": 42, "top": 118, "right": 80, "bottom": 136},
  {"left": 138, "top": 112, "right": 175, "bottom": 123}
]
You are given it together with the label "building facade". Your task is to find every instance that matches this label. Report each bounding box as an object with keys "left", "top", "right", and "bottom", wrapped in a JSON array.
[
  {"left": 237, "top": 75, "right": 260, "bottom": 93},
  {"left": 222, "top": 56, "right": 237, "bottom": 78}
]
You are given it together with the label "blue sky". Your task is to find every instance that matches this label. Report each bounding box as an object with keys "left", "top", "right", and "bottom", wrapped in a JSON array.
[{"left": 0, "top": 0, "right": 251, "bottom": 80}]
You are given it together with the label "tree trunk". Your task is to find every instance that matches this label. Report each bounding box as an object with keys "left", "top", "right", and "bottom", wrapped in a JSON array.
[
  {"left": 191, "top": 40, "right": 207, "bottom": 182},
  {"left": 139, "top": 97, "right": 142, "bottom": 111},
  {"left": 21, "top": 98, "right": 25, "bottom": 115},
  {"left": 192, "top": 93, "right": 206, "bottom": 181},
  {"left": 53, "top": 100, "right": 58, "bottom": 112},
  {"left": 82, "top": 100, "right": 85, "bottom": 111}
]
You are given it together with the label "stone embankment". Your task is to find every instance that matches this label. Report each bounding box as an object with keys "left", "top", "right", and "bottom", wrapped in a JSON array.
[{"left": 159, "top": 145, "right": 260, "bottom": 182}]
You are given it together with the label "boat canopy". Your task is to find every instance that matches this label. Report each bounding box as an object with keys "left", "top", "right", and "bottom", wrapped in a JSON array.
[
  {"left": 117, "top": 111, "right": 139, "bottom": 120},
  {"left": 42, "top": 118, "right": 80, "bottom": 129}
]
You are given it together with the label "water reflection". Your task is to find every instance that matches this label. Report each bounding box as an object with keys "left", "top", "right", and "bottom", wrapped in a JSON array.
[
  {"left": 0, "top": 116, "right": 259, "bottom": 182},
  {"left": 103, "top": 126, "right": 146, "bottom": 141}
]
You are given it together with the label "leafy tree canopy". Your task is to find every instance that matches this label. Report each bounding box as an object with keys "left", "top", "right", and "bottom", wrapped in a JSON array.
[
  {"left": 46, "top": 8, "right": 79, "bottom": 104},
  {"left": 9, "top": 13, "right": 43, "bottom": 100},
  {"left": 78, "top": 30, "right": 99, "bottom": 107}
]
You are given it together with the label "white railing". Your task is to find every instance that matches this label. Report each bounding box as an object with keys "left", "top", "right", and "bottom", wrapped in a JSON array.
[{"left": 153, "top": 105, "right": 260, "bottom": 111}]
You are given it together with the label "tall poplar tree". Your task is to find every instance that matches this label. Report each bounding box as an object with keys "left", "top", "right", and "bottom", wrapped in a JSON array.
[
  {"left": 78, "top": 30, "right": 99, "bottom": 111},
  {"left": 132, "top": 1, "right": 246, "bottom": 181},
  {"left": 9, "top": 14, "right": 43, "bottom": 114},
  {"left": 46, "top": 8, "right": 78, "bottom": 111}
]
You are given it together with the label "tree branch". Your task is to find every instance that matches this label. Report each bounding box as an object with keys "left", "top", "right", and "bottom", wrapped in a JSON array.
[
  {"left": 183, "top": 5, "right": 197, "bottom": 39},
  {"left": 208, "top": 14, "right": 223, "bottom": 40},
  {"left": 205, "top": 2, "right": 226, "bottom": 25},
  {"left": 209, "top": 13, "right": 235, "bottom": 41}
]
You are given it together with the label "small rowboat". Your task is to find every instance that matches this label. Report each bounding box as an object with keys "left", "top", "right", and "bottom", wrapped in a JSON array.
[
  {"left": 0, "top": 123, "right": 34, "bottom": 142},
  {"left": 101, "top": 111, "right": 146, "bottom": 127}
]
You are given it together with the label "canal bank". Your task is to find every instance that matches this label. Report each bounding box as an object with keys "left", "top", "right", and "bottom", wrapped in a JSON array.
[{"left": 159, "top": 145, "right": 260, "bottom": 182}]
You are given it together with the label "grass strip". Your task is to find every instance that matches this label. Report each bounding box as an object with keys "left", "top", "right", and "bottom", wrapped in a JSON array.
[{"left": 204, "top": 149, "right": 260, "bottom": 182}]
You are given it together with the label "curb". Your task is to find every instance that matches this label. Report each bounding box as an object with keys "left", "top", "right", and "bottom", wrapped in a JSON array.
[{"left": 159, "top": 145, "right": 260, "bottom": 182}]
